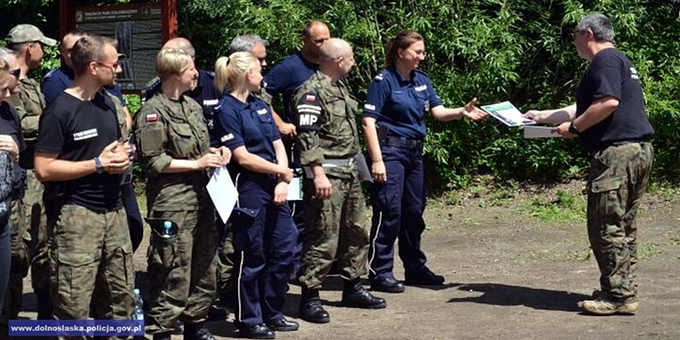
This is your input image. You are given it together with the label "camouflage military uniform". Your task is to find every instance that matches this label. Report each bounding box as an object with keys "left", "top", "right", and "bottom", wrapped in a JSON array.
[
  {"left": 34, "top": 90, "right": 135, "bottom": 339},
  {"left": 292, "top": 71, "right": 369, "bottom": 288},
  {"left": 134, "top": 93, "right": 217, "bottom": 335},
  {"left": 2, "top": 78, "right": 49, "bottom": 321}
]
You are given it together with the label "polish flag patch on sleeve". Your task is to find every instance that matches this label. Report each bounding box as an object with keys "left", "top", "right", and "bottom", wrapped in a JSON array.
[
  {"left": 146, "top": 113, "right": 158, "bottom": 122},
  {"left": 305, "top": 94, "right": 316, "bottom": 102}
]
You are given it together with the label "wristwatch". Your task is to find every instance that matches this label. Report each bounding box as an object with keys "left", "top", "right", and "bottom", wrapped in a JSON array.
[
  {"left": 568, "top": 121, "right": 580, "bottom": 135},
  {"left": 94, "top": 157, "right": 104, "bottom": 174}
]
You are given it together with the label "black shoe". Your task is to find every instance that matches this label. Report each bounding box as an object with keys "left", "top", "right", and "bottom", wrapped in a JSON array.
[
  {"left": 207, "top": 303, "right": 229, "bottom": 321},
  {"left": 299, "top": 288, "right": 331, "bottom": 323},
  {"left": 370, "top": 277, "right": 405, "bottom": 293},
  {"left": 239, "top": 323, "right": 275, "bottom": 339},
  {"left": 36, "top": 292, "right": 53, "bottom": 319},
  {"left": 341, "top": 279, "right": 387, "bottom": 309},
  {"left": 184, "top": 321, "right": 216, "bottom": 340},
  {"left": 152, "top": 332, "right": 172, "bottom": 340},
  {"left": 267, "top": 318, "right": 299, "bottom": 331},
  {"left": 404, "top": 267, "right": 445, "bottom": 286}
]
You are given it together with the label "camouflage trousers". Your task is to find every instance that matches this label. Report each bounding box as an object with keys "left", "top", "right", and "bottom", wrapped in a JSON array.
[
  {"left": 299, "top": 175, "right": 370, "bottom": 289},
  {"left": 587, "top": 142, "right": 653, "bottom": 302},
  {"left": 145, "top": 207, "right": 217, "bottom": 335},
  {"left": 50, "top": 204, "right": 134, "bottom": 340}
]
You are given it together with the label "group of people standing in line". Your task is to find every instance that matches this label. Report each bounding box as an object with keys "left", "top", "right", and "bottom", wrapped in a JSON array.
[{"left": 0, "top": 11, "right": 655, "bottom": 340}]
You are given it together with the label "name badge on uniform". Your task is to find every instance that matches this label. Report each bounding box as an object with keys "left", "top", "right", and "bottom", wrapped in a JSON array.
[{"left": 415, "top": 85, "right": 428, "bottom": 92}]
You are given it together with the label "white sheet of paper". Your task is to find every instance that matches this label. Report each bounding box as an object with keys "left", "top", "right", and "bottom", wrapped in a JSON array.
[
  {"left": 481, "top": 101, "right": 536, "bottom": 127},
  {"left": 524, "top": 125, "right": 560, "bottom": 139},
  {"left": 287, "top": 176, "right": 303, "bottom": 201},
  {"left": 206, "top": 166, "right": 238, "bottom": 224}
]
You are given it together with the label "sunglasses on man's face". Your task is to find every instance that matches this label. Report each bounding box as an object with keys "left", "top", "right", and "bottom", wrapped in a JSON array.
[{"left": 9, "top": 68, "right": 20, "bottom": 79}]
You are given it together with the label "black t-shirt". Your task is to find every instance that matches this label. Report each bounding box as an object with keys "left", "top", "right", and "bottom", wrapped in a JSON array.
[
  {"left": 575, "top": 48, "right": 654, "bottom": 153},
  {"left": 35, "top": 91, "right": 122, "bottom": 212},
  {"left": 0, "top": 102, "right": 26, "bottom": 198}
]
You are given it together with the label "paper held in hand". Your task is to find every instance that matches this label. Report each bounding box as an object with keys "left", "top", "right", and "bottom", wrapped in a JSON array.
[
  {"left": 481, "top": 101, "right": 536, "bottom": 127},
  {"left": 207, "top": 166, "right": 238, "bottom": 224},
  {"left": 523, "top": 125, "right": 560, "bottom": 139}
]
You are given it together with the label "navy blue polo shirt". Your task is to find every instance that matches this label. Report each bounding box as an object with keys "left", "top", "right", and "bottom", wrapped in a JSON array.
[
  {"left": 363, "top": 67, "right": 442, "bottom": 140},
  {"left": 263, "top": 52, "right": 318, "bottom": 121},
  {"left": 213, "top": 93, "right": 280, "bottom": 162},
  {"left": 42, "top": 64, "right": 126, "bottom": 107}
]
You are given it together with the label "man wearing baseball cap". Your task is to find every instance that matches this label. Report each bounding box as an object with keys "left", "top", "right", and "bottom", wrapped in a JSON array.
[
  {"left": 1, "top": 23, "right": 56, "bottom": 324},
  {"left": 6, "top": 24, "right": 57, "bottom": 48}
]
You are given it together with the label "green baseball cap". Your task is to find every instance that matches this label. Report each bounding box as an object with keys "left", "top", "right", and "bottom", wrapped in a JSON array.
[{"left": 6, "top": 24, "right": 57, "bottom": 46}]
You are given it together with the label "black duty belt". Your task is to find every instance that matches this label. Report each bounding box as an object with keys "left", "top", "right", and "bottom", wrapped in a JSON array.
[{"left": 384, "top": 136, "right": 423, "bottom": 149}]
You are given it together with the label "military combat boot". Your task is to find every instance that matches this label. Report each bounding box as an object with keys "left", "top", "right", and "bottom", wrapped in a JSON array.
[
  {"left": 341, "top": 278, "right": 387, "bottom": 309},
  {"left": 151, "top": 332, "right": 172, "bottom": 340},
  {"left": 183, "top": 321, "right": 216, "bottom": 340},
  {"left": 298, "top": 287, "right": 330, "bottom": 323}
]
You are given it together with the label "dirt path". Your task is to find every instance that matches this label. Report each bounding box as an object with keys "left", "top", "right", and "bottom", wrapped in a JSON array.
[{"left": 17, "top": 185, "right": 680, "bottom": 339}]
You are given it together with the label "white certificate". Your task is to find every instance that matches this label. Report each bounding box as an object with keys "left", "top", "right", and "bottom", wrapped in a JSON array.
[
  {"left": 287, "top": 175, "right": 303, "bottom": 201},
  {"left": 524, "top": 125, "right": 561, "bottom": 139},
  {"left": 206, "top": 166, "right": 238, "bottom": 224},
  {"left": 481, "top": 101, "right": 536, "bottom": 127}
]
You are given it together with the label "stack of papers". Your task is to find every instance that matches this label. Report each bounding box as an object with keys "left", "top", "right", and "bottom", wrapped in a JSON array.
[{"left": 481, "top": 101, "right": 559, "bottom": 138}]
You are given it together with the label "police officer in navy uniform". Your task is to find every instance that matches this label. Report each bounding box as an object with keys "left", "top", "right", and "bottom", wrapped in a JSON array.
[
  {"left": 362, "top": 30, "right": 486, "bottom": 293},
  {"left": 213, "top": 52, "right": 298, "bottom": 339}
]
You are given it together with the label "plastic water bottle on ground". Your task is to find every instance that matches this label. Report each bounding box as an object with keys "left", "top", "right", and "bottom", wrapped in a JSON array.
[
  {"left": 161, "top": 220, "right": 172, "bottom": 239},
  {"left": 133, "top": 288, "right": 144, "bottom": 321}
]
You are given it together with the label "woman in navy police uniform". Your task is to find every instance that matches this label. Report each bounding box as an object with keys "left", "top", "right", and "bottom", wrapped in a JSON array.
[
  {"left": 213, "top": 52, "right": 299, "bottom": 339},
  {"left": 362, "top": 30, "right": 486, "bottom": 293}
]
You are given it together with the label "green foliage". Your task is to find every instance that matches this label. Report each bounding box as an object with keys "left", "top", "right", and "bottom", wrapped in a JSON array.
[
  {"left": 524, "top": 189, "right": 585, "bottom": 223},
  {"left": 3, "top": 0, "right": 680, "bottom": 190}
]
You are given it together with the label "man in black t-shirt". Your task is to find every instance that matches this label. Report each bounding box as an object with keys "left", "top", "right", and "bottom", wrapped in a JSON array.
[
  {"left": 523, "top": 13, "right": 654, "bottom": 316},
  {"left": 34, "top": 35, "right": 135, "bottom": 325}
]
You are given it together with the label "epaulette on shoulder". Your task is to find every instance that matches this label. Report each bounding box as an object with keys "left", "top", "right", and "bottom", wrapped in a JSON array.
[
  {"left": 44, "top": 69, "right": 56, "bottom": 79},
  {"left": 145, "top": 77, "right": 161, "bottom": 89},
  {"left": 202, "top": 70, "right": 216, "bottom": 79},
  {"left": 373, "top": 72, "right": 386, "bottom": 82}
]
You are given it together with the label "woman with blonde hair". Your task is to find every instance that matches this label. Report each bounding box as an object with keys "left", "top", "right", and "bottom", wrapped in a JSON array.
[
  {"left": 134, "top": 47, "right": 230, "bottom": 340},
  {"left": 213, "top": 52, "right": 298, "bottom": 339}
]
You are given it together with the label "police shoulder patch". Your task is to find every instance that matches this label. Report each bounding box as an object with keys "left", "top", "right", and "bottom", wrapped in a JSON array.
[{"left": 295, "top": 91, "right": 323, "bottom": 132}]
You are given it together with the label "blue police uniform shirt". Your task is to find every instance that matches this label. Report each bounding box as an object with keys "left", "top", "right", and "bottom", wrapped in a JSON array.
[
  {"left": 42, "top": 64, "right": 126, "bottom": 107},
  {"left": 213, "top": 93, "right": 280, "bottom": 163},
  {"left": 263, "top": 52, "right": 318, "bottom": 121},
  {"left": 363, "top": 67, "right": 442, "bottom": 140}
]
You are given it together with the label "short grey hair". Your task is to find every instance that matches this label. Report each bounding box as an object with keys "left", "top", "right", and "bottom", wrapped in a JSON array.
[
  {"left": 577, "top": 13, "right": 615, "bottom": 42},
  {"left": 0, "top": 47, "right": 12, "bottom": 61},
  {"left": 228, "top": 34, "right": 269, "bottom": 54}
]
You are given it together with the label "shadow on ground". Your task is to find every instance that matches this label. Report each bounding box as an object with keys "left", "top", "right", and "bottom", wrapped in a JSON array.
[{"left": 449, "top": 283, "right": 590, "bottom": 312}]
